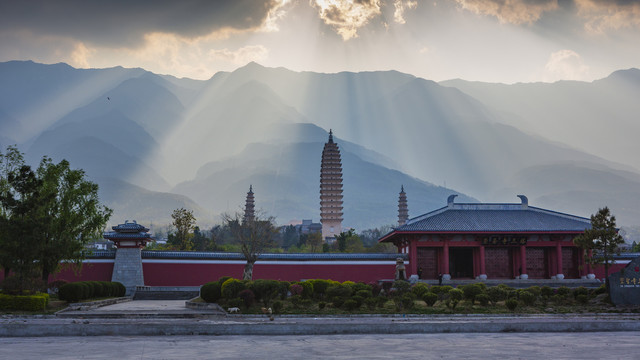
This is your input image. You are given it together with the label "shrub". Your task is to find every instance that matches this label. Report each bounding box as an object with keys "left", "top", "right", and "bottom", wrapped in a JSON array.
[
  {"left": 364, "top": 297, "right": 377, "bottom": 310},
  {"left": 476, "top": 293, "right": 490, "bottom": 306},
  {"left": 227, "top": 298, "right": 244, "bottom": 309},
  {"left": 592, "top": 284, "right": 607, "bottom": 296},
  {"left": 411, "top": 283, "right": 430, "bottom": 299},
  {"left": 541, "top": 286, "right": 554, "bottom": 298},
  {"left": 290, "top": 295, "right": 303, "bottom": 307},
  {"left": 556, "top": 286, "right": 571, "bottom": 296},
  {"left": 445, "top": 288, "right": 463, "bottom": 310},
  {"left": 381, "top": 281, "right": 393, "bottom": 294},
  {"left": 573, "top": 287, "right": 589, "bottom": 300},
  {"left": 221, "top": 278, "right": 246, "bottom": 299},
  {"left": 401, "top": 294, "right": 414, "bottom": 310},
  {"left": 576, "top": 294, "right": 589, "bottom": 304},
  {"left": 351, "top": 295, "right": 365, "bottom": 307},
  {"left": 250, "top": 279, "right": 281, "bottom": 305},
  {"left": 200, "top": 282, "right": 222, "bottom": 303},
  {"left": 462, "top": 284, "right": 484, "bottom": 304},
  {"left": 433, "top": 285, "right": 453, "bottom": 299},
  {"left": 298, "top": 281, "right": 314, "bottom": 299},
  {"left": 272, "top": 300, "right": 284, "bottom": 313},
  {"left": 518, "top": 290, "right": 536, "bottom": 306},
  {"left": 476, "top": 282, "right": 487, "bottom": 292},
  {"left": 238, "top": 289, "right": 255, "bottom": 308},
  {"left": 551, "top": 294, "right": 564, "bottom": 305},
  {"left": 331, "top": 296, "right": 345, "bottom": 308},
  {"left": 59, "top": 283, "right": 83, "bottom": 303},
  {"left": 497, "top": 284, "right": 514, "bottom": 292},
  {"left": 423, "top": 292, "right": 438, "bottom": 307},
  {"left": 289, "top": 284, "right": 303, "bottom": 296},
  {"left": 525, "top": 286, "right": 541, "bottom": 298},
  {"left": 113, "top": 282, "right": 126, "bottom": 297},
  {"left": 505, "top": 298, "right": 518, "bottom": 311},
  {"left": 377, "top": 296, "right": 387, "bottom": 308},
  {"left": 326, "top": 284, "right": 352, "bottom": 300},
  {"left": 308, "top": 279, "right": 332, "bottom": 298},
  {"left": 276, "top": 281, "right": 290, "bottom": 300},
  {"left": 343, "top": 299, "right": 360, "bottom": 311},
  {"left": 356, "top": 289, "right": 371, "bottom": 298},
  {"left": 392, "top": 280, "right": 411, "bottom": 296},
  {"left": 487, "top": 286, "right": 508, "bottom": 305},
  {"left": 351, "top": 282, "right": 372, "bottom": 293},
  {"left": 318, "top": 301, "right": 327, "bottom": 310},
  {"left": 0, "top": 293, "right": 49, "bottom": 311}
]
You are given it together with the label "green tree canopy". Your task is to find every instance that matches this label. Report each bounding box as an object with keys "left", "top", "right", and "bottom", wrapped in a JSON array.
[
  {"left": 168, "top": 207, "right": 196, "bottom": 250},
  {"left": 222, "top": 212, "right": 277, "bottom": 280},
  {"left": 574, "top": 207, "right": 625, "bottom": 290}
]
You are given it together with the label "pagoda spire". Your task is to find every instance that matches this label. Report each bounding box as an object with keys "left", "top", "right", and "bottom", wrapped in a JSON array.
[
  {"left": 398, "top": 185, "right": 408, "bottom": 226},
  {"left": 244, "top": 185, "right": 255, "bottom": 223},
  {"left": 320, "top": 130, "right": 343, "bottom": 240}
]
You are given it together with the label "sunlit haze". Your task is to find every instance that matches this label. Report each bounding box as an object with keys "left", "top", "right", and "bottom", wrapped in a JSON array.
[{"left": 1, "top": 0, "right": 639, "bottom": 83}]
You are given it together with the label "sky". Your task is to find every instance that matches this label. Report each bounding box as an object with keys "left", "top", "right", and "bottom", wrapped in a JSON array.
[{"left": 0, "top": 0, "right": 639, "bottom": 83}]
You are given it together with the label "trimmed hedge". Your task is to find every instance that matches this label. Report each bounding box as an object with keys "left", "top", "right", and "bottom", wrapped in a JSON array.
[
  {"left": 58, "top": 281, "right": 125, "bottom": 303},
  {"left": 0, "top": 293, "right": 49, "bottom": 311}
]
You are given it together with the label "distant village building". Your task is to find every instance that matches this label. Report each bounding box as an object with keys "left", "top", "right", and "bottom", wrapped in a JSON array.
[
  {"left": 287, "top": 219, "right": 323, "bottom": 235},
  {"left": 320, "top": 130, "right": 344, "bottom": 240},
  {"left": 398, "top": 185, "right": 408, "bottom": 226},
  {"left": 244, "top": 185, "right": 255, "bottom": 222},
  {"left": 380, "top": 195, "right": 594, "bottom": 280}
]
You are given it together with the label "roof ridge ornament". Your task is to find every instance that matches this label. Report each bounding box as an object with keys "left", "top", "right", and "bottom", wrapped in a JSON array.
[
  {"left": 517, "top": 194, "right": 528, "bottom": 208},
  {"left": 447, "top": 194, "right": 458, "bottom": 207}
]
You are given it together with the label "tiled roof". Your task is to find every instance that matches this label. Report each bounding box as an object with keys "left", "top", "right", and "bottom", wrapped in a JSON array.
[
  {"left": 111, "top": 220, "right": 149, "bottom": 233},
  {"left": 103, "top": 232, "right": 152, "bottom": 239},
  {"left": 395, "top": 203, "right": 591, "bottom": 233},
  {"left": 86, "top": 251, "right": 408, "bottom": 261}
]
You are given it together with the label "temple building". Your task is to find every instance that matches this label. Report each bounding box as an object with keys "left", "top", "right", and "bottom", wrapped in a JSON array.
[
  {"left": 320, "top": 130, "right": 343, "bottom": 240},
  {"left": 244, "top": 185, "right": 255, "bottom": 222},
  {"left": 380, "top": 195, "right": 594, "bottom": 280}
]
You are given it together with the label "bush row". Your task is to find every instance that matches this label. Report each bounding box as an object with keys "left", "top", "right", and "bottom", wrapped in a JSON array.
[
  {"left": 58, "top": 281, "right": 126, "bottom": 303},
  {"left": 0, "top": 293, "right": 50, "bottom": 311}
]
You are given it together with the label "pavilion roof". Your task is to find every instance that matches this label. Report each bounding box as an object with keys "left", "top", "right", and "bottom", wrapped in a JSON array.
[{"left": 380, "top": 196, "right": 592, "bottom": 242}]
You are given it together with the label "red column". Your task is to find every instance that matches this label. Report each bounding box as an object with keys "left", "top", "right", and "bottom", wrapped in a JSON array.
[
  {"left": 442, "top": 240, "right": 450, "bottom": 278},
  {"left": 520, "top": 245, "right": 527, "bottom": 279},
  {"left": 479, "top": 245, "right": 486, "bottom": 280},
  {"left": 410, "top": 239, "right": 417, "bottom": 276},
  {"left": 556, "top": 241, "right": 564, "bottom": 279}
]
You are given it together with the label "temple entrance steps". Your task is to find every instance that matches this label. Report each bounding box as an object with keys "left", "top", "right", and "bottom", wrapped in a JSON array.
[{"left": 133, "top": 286, "right": 200, "bottom": 300}]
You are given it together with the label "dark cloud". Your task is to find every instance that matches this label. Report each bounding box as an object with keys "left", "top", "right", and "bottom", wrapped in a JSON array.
[{"left": 0, "top": 0, "right": 282, "bottom": 47}]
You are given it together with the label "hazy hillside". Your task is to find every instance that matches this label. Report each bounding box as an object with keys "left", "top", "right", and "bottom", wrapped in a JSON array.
[
  {"left": 440, "top": 69, "right": 640, "bottom": 173},
  {"left": 2, "top": 60, "right": 640, "bottom": 229}
]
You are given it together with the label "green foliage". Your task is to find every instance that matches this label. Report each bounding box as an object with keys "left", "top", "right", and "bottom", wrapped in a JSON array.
[
  {"left": 525, "top": 286, "right": 541, "bottom": 298},
  {"left": 476, "top": 293, "right": 490, "bottom": 306},
  {"left": 556, "top": 286, "right": 571, "bottom": 297},
  {"left": 326, "top": 284, "right": 352, "bottom": 300},
  {"left": 343, "top": 298, "right": 360, "bottom": 311},
  {"left": 227, "top": 298, "right": 244, "bottom": 309},
  {"left": 392, "top": 280, "right": 411, "bottom": 296},
  {"left": 461, "top": 284, "right": 484, "bottom": 304},
  {"left": 541, "top": 286, "right": 554, "bottom": 298},
  {"left": 249, "top": 279, "right": 281, "bottom": 305},
  {"left": 0, "top": 293, "right": 49, "bottom": 311},
  {"left": 445, "top": 288, "right": 463, "bottom": 310},
  {"left": 356, "top": 289, "right": 372, "bottom": 298},
  {"left": 576, "top": 294, "right": 589, "bottom": 304},
  {"left": 518, "top": 290, "right": 536, "bottom": 306},
  {"left": 574, "top": 207, "right": 626, "bottom": 284},
  {"left": 573, "top": 286, "right": 589, "bottom": 300},
  {"left": 505, "top": 298, "right": 518, "bottom": 311},
  {"left": 423, "top": 292, "right": 438, "bottom": 307},
  {"left": 168, "top": 208, "right": 196, "bottom": 251},
  {"left": 411, "top": 283, "right": 430, "bottom": 298},
  {"left": 350, "top": 295, "right": 365, "bottom": 308},
  {"left": 200, "top": 282, "right": 222, "bottom": 303},
  {"left": 298, "top": 281, "right": 314, "bottom": 299},
  {"left": 364, "top": 297, "right": 377, "bottom": 310},
  {"left": 221, "top": 278, "right": 246, "bottom": 299},
  {"left": 487, "top": 286, "right": 508, "bottom": 305},
  {"left": 58, "top": 281, "right": 124, "bottom": 302},
  {"left": 593, "top": 284, "right": 607, "bottom": 295},
  {"left": 308, "top": 279, "right": 332, "bottom": 299}
]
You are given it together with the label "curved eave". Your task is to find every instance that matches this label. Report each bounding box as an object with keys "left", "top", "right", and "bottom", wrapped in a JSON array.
[{"left": 379, "top": 230, "right": 586, "bottom": 243}]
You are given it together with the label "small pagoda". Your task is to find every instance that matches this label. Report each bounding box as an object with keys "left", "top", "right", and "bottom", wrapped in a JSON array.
[{"left": 104, "top": 220, "right": 152, "bottom": 294}]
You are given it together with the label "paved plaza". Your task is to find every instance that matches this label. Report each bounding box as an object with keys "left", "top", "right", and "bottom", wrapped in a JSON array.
[{"left": 1, "top": 332, "right": 639, "bottom": 359}]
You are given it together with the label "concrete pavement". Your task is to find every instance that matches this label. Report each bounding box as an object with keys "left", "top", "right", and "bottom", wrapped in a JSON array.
[{"left": 1, "top": 332, "right": 640, "bottom": 359}]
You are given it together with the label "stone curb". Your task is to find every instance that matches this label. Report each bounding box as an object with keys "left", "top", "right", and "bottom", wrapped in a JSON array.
[
  {"left": 3, "top": 316, "right": 640, "bottom": 337},
  {"left": 55, "top": 297, "right": 132, "bottom": 313}
]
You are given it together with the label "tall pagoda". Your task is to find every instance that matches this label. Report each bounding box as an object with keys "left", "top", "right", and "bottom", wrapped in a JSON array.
[
  {"left": 398, "top": 185, "right": 409, "bottom": 226},
  {"left": 244, "top": 185, "right": 255, "bottom": 222},
  {"left": 320, "top": 130, "right": 343, "bottom": 240}
]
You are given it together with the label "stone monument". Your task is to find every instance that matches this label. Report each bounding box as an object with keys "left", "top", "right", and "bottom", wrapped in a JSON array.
[
  {"left": 609, "top": 256, "right": 640, "bottom": 306},
  {"left": 103, "top": 220, "right": 153, "bottom": 295}
]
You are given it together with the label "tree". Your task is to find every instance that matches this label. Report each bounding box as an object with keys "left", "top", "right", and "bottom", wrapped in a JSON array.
[
  {"left": 0, "top": 146, "right": 25, "bottom": 278},
  {"left": 336, "top": 229, "right": 360, "bottom": 252},
  {"left": 0, "top": 164, "right": 47, "bottom": 293},
  {"left": 168, "top": 208, "right": 196, "bottom": 250},
  {"left": 36, "top": 157, "right": 112, "bottom": 282},
  {"left": 223, "top": 212, "right": 277, "bottom": 280},
  {"left": 574, "top": 207, "right": 625, "bottom": 290}
]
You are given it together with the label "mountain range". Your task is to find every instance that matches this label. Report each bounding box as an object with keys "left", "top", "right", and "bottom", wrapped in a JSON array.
[{"left": 1, "top": 60, "right": 639, "bottom": 235}]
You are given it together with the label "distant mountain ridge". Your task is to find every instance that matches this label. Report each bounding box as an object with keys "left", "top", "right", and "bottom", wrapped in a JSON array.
[{"left": 1, "top": 60, "right": 639, "bottom": 229}]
